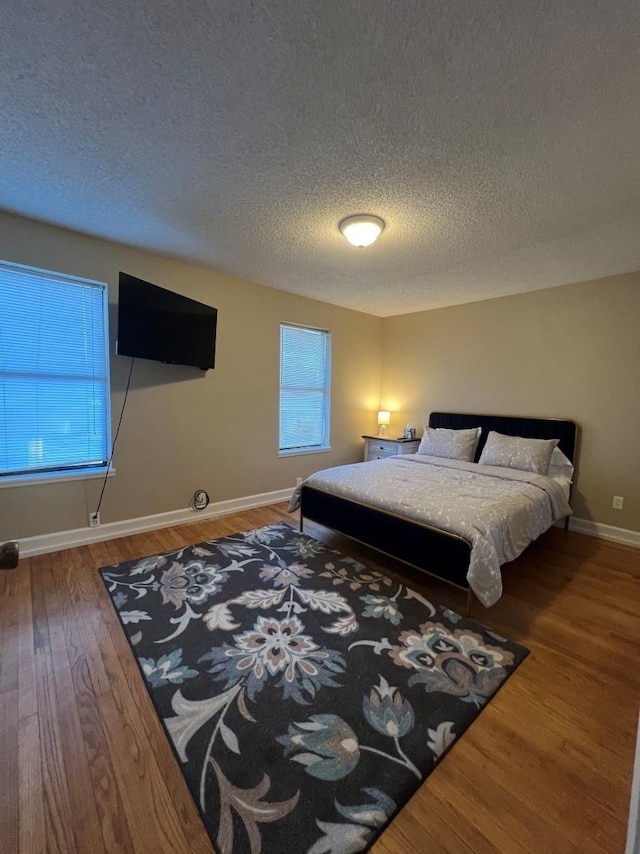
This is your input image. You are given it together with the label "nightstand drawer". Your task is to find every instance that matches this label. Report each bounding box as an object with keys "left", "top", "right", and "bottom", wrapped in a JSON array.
[
  {"left": 369, "top": 440, "right": 396, "bottom": 455},
  {"left": 368, "top": 450, "right": 394, "bottom": 460},
  {"left": 362, "top": 435, "right": 420, "bottom": 462}
]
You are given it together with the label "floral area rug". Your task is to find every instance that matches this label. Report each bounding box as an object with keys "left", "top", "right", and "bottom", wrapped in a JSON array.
[{"left": 100, "top": 521, "right": 529, "bottom": 854}]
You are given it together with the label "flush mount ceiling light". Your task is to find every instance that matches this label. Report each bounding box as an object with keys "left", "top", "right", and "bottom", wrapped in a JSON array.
[{"left": 339, "top": 214, "right": 385, "bottom": 247}]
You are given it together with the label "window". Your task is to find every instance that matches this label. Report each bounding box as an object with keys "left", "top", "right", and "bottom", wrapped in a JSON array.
[
  {"left": 279, "top": 323, "right": 331, "bottom": 453},
  {"left": 0, "top": 260, "right": 111, "bottom": 482}
]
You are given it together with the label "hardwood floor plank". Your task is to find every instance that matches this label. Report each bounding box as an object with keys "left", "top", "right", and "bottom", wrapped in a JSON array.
[
  {"left": 16, "top": 527, "right": 45, "bottom": 854},
  {"left": 30, "top": 562, "right": 78, "bottom": 853},
  {"left": 17, "top": 564, "right": 38, "bottom": 722},
  {"left": 379, "top": 787, "right": 498, "bottom": 854},
  {"left": 0, "top": 569, "right": 20, "bottom": 854},
  {"left": 454, "top": 709, "right": 623, "bottom": 850},
  {"left": 64, "top": 547, "right": 209, "bottom": 853},
  {"left": 53, "top": 550, "right": 135, "bottom": 853},
  {"left": 39, "top": 555, "right": 106, "bottom": 851},
  {"left": 426, "top": 757, "right": 583, "bottom": 854},
  {"left": 18, "top": 713, "right": 46, "bottom": 854},
  {"left": 3, "top": 510, "right": 638, "bottom": 853}
]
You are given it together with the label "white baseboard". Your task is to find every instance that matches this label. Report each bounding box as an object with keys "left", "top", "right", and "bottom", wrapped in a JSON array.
[
  {"left": 568, "top": 517, "right": 640, "bottom": 548},
  {"left": 16, "top": 497, "right": 639, "bottom": 559},
  {"left": 18, "top": 487, "right": 295, "bottom": 558}
]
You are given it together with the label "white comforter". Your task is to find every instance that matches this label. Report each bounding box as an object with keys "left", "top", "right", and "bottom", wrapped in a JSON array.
[{"left": 288, "top": 454, "right": 572, "bottom": 607}]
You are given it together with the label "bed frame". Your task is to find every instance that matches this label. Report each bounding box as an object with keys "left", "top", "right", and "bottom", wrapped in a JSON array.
[{"left": 299, "top": 412, "right": 578, "bottom": 610}]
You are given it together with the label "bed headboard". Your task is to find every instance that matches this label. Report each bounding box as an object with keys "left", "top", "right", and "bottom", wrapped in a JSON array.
[{"left": 429, "top": 412, "right": 578, "bottom": 464}]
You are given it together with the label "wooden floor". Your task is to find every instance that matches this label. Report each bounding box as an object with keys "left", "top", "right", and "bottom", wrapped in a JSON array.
[{"left": 1, "top": 504, "right": 638, "bottom": 853}]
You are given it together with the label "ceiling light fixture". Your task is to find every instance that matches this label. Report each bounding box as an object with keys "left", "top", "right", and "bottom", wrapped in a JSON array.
[{"left": 339, "top": 214, "right": 385, "bottom": 247}]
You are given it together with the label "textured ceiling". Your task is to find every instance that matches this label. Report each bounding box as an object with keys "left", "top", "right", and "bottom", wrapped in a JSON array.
[{"left": 1, "top": 1, "right": 639, "bottom": 317}]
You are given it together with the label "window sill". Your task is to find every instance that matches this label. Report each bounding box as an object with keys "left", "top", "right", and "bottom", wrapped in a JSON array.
[
  {"left": 0, "top": 467, "right": 115, "bottom": 489},
  {"left": 278, "top": 446, "right": 332, "bottom": 458}
]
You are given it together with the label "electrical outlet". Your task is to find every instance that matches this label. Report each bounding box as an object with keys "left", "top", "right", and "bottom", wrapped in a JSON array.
[
  {"left": 612, "top": 496, "right": 624, "bottom": 510},
  {"left": 88, "top": 511, "right": 101, "bottom": 528},
  {"left": 296, "top": 477, "right": 303, "bottom": 487}
]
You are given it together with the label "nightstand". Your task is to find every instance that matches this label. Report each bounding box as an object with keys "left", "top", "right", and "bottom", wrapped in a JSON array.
[{"left": 362, "top": 435, "right": 421, "bottom": 461}]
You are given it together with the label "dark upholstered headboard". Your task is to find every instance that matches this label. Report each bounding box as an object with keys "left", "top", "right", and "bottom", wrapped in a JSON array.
[{"left": 429, "top": 412, "right": 578, "bottom": 464}]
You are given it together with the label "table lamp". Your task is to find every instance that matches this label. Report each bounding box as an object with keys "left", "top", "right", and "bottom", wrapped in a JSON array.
[{"left": 377, "top": 410, "right": 391, "bottom": 437}]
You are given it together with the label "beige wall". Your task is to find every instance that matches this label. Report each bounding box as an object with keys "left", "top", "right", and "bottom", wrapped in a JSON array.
[
  {"left": 0, "top": 212, "right": 382, "bottom": 540},
  {"left": 380, "top": 273, "right": 640, "bottom": 531},
  {"left": 2, "top": 211, "right": 638, "bottom": 542}
]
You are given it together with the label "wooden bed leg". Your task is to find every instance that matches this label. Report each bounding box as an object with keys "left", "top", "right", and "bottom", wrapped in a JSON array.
[{"left": 465, "top": 589, "right": 473, "bottom": 618}]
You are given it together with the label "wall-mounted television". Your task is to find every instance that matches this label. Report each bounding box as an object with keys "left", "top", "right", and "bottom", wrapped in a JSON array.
[{"left": 117, "top": 273, "right": 217, "bottom": 370}]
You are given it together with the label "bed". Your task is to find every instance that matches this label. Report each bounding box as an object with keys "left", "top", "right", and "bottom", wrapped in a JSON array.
[{"left": 290, "top": 412, "right": 578, "bottom": 609}]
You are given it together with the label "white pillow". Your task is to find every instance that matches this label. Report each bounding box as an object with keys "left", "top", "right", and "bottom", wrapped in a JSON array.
[
  {"left": 478, "top": 431, "right": 558, "bottom": 475},
  {"left": 547, "top": 447, "right": 574, "bottom": 481},
  {"left": 417, "top": 426, "right": 481, "bottom": 462}
]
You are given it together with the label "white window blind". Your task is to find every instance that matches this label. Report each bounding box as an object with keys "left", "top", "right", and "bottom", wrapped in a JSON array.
[
  {"left": 0, "top": 261, "right": 111, "bottom": 480},
  {"left": 279, "top": 323, "right": 331, "bottom": 452}
]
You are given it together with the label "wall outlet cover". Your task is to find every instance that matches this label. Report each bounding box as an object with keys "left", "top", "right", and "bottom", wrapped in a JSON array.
[{"left": 193, "top": 490, "right": 210, "bottom": 510}]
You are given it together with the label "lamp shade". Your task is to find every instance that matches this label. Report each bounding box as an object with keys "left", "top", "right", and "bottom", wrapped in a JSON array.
[
  {"left": 377, "top": 410, "right": 391, "bottom": 437},
  {"left": 339, "top": 215, "right": 385, "bottom": 247}
]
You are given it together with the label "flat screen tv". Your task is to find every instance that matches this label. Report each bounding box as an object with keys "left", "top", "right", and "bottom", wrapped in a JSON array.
[{"left": 117, "top": 273, "right": 217, "bottom": 370}]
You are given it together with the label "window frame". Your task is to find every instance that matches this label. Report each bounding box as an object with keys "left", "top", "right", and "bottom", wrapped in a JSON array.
[
  {"left": 0, "top": 259, "right": 112, "bottom": 486},
  {"left": 278, "top": 322, "right": 332, "bottom": 456}
]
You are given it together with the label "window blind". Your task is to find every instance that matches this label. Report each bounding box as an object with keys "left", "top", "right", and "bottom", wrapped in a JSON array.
[
  {"left": 0, "top": 261, "right": 110, "bottom": 479},
  {"left": 279, "top": 324, "right": 330, "bottom": 451}
]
